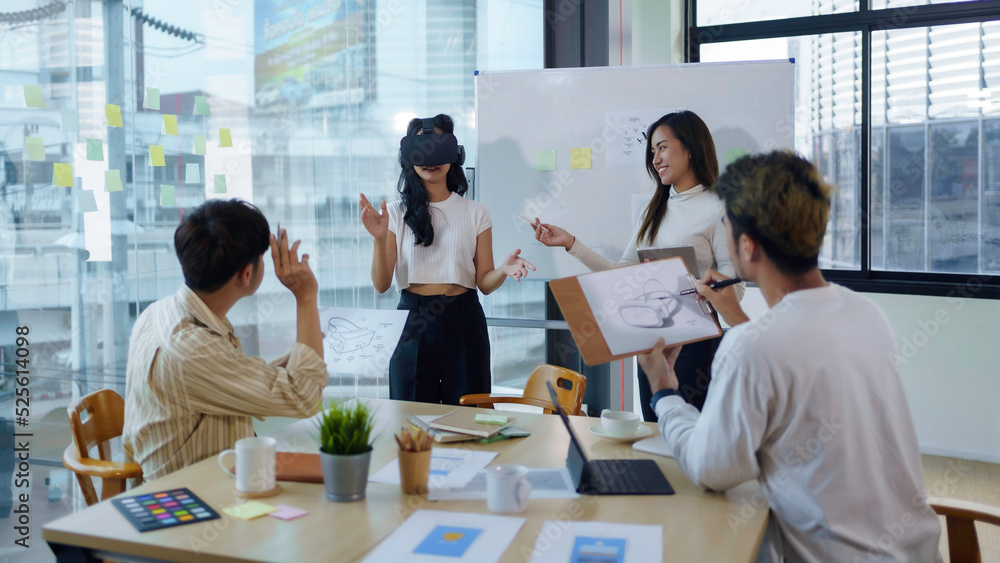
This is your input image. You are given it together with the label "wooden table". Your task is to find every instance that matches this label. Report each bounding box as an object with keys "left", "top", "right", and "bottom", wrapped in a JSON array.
[{"left": 43, "top": 399, "right": 767, "bottom": 562}]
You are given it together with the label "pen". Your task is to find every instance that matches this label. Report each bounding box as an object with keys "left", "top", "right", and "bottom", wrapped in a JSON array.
[{"left": 679, "top": 277, "right": 742, "bottom": 296}]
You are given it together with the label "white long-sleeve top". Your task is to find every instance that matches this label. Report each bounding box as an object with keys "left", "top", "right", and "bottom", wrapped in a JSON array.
[
  {"left": 567, "top": 184, "right": 745, "bottom": 300},
  {"left": 654, "top": 284, "right": 942, "bottom": 563}
]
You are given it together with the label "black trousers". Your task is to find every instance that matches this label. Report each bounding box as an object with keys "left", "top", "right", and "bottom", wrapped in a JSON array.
[
  {"left": 638, "top": 335, "right": 722, "bottom": 422},
  {"left": 389, "top": 290, "right": 491, "bottom": 405}
]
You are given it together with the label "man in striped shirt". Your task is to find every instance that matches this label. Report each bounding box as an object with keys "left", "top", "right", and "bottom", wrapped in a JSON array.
[{"left": 124, "top": 200, "right": 326, "bottom": 482}]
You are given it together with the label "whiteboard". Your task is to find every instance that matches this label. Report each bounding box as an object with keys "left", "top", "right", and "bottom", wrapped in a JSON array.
[{"left": 476, "top": 61, "right": 794, "bottom": 279}]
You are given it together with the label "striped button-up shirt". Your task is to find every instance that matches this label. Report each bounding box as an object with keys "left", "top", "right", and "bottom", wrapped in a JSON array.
[{"left": 123, "top": 285, "right": 326, "bottom": 482}]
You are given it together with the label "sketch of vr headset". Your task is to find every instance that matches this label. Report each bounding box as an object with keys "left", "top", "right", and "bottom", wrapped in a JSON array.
[
  {"left": 326, "top": 317, "right": 375, "bottom": 354},
  {"left": 619, "top": 279, "right": 682, "bottom": 328},
  {"left": 398, "top": 117, "right": 466, "bottom": 166}
]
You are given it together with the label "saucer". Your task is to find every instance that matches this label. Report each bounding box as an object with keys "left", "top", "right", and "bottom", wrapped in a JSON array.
[{"left": 589, "top": 424, "right": 654, "bottom": 443}]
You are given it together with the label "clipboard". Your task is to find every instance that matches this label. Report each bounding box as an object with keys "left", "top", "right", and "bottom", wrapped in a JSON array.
[
  {"left": 637, "top": 245, "right": 700, "bottom": 278},
  {"left": 549, "top": 257, "right": 721, "bottom": 366}
]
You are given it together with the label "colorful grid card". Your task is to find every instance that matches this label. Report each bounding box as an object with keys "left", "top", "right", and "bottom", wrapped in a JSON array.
[{"left": 112, "top": 488, "right": 220, "bottom": 532}]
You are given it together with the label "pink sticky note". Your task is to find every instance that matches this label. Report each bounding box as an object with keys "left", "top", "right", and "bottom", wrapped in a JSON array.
[{"left": 267, "top": 505, "right": 307, "bottom": 521}]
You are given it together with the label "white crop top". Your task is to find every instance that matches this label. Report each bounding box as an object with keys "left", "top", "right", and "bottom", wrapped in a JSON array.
[{"left": 387, "top": 192, "right": 492, "bottom": 291}]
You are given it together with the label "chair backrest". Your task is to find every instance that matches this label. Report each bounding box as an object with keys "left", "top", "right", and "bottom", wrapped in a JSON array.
[
  {"left": 522, "top": 365, "right": 587, "bottom": 416},
  {"left": 64, "top": 389, "right": 140, "bottom": 506},
  {"left": 930, "top": 497, "right": 1000, "bottom": 563}
]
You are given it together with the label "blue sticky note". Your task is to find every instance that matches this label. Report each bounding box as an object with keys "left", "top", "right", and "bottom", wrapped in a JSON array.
[
  {"left": 413, "top": 526, "right": 481, "bottom": 558},
  {"left": 570, "top": 536, "right": 626, "bottom": 563}
]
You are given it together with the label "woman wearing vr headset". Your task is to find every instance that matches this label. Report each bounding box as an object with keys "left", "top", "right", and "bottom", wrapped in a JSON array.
[
  {"left": 359, "top": 114, "right": 535, "bottom": 405},
  {"left": 532, "top": 110, "right": 744, "bottom": 419}
]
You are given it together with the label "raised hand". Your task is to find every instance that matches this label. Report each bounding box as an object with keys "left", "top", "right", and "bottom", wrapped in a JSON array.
[
  {"left": 270, "top": 228, "right": 318, "bottom": 301},
  {"left": 533, "top": 218, "right": 574, "bottom": 250},
  {"left": 501, "top": 249, "right": 536, "bottom": 282},
  {"left": 360, "top": 193, "right": 388, "bottom": 240}
]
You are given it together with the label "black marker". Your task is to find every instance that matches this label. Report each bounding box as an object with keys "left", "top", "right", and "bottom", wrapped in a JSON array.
[{"left": 679, "top": 278, "right": 742, "bottom": 296}]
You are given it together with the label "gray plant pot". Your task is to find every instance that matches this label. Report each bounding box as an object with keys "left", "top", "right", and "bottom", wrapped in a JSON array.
[{"left": 319, "top": 448, "right": 372, "bottom": 502}]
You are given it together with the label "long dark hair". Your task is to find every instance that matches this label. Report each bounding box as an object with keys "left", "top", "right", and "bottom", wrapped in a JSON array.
[
  {"left": 397, "top": 114, "right": 468, "bottom": 246},
  {"left": 637, "top": 111, "right": 719, "bottom": 245}
]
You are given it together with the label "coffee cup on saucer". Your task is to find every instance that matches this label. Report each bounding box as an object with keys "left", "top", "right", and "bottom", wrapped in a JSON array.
[{"left": 600, "top": 410, "right": 641, "bottom": 437}]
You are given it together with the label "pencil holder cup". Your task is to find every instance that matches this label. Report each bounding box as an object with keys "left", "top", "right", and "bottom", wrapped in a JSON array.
[{"left": 398, "top": 448, "right": 432, "bottom": 495}]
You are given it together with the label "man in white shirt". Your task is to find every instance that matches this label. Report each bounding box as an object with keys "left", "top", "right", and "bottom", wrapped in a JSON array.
[
  {"left": 639, "top": 151, "right": 942, "bottom": 562},
  {"left": 124, "top": 200, "right": 326, "bottom": 481}
]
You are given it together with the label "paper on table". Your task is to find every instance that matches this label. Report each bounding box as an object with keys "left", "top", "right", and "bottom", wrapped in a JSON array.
[
  {"left": 527, "top": 520, "right": 662, "bottom": 563},
  {"left": 193, "top": 135, "right": 206, "bottom": 155},
  {"left": 105, "top": 104, "right": 123, "bottom": 127},
  {"left": 163, "top": 114, "right": 178, "bottom": 135},
  {"left": 428, "top": 467, "right": 580, "bottom": 500},
  {"left": 185, "top": 163, "right": 200, "bottom": 184},
  {"left": 213, "top": 174, "right": 227, "bottom": 194},
  {"left": 143, "top": 87, "right": 160, "bottom": 110},
  {"left": 361, "top": 510, "right": 525, "bottom": 563},
  {"left": 369, "top": 448, "right": 497, "bottom": 489},
  {"left": 218, "top": 128, "right": 233, "bottom": 147},
  {"left": 86, "top": 139, "right": 103, "bottom": 161},
  {"left": 53, "top": 163, "right": 73, "bottom": 187},
  {"left": 632, "top": 436, "right": 672, "bottom": 458},
  {"left": 24, "top": 137, "right": 45, "bottom": 161},
  {"left": 222, "top": 501, "right": 276, "bottom": 521}
]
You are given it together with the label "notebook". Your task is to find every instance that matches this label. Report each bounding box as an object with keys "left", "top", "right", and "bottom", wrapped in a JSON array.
[
  {"left": 408, "top": 414, "right": 479, "bottom": 443},
  {"left": 547, "top": 382, "right": 674, "bottom": 496},
  {"left": 428, "top": 410, "right": 515, "bottom": 439},
  {"left": 227, "top": 452, "right": 323, "bottom": 483}
]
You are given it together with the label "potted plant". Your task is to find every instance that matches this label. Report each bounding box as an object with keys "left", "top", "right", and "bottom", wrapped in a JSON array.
[{"left": 315, "top": 399, "right": 376, "bottom": 502}]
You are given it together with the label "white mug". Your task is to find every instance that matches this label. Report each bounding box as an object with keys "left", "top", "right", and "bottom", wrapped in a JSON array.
[
  {"left": 600, "top": 409, "right": 641, "bottom": 437},
  {"left": 486, "top": 464, "right": 531, "bottom": 514},
  {"left": 217, "top": 437, "right": 276, "bottom": 493}
]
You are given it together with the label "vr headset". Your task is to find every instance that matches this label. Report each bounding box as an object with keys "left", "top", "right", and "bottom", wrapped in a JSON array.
[{"left": 399, "top": 117, "right": 466, "bottom": 167}]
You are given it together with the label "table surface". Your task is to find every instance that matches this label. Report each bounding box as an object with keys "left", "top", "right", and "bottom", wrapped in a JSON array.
[{"left": 43, "top": 399, "right": 767, "bottom": 562}]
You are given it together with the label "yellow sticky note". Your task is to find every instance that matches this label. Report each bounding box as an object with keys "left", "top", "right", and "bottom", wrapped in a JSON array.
[
  {"left": 23, "top": 84, "right": 45, "bottom": 108},
  {"left": 570, "top": 148, "right": 592, "bottom": 170},
  {"left": 24, "top": 137, "right": 45, "bottom": 161},
  {"left": 149, "top": 145, "right": 165, "bottom": 167},
  {"left": 222, "top": 501, "right": 276, "bottom": 521},
  {"left": 214, "top": 174, "right": 227, "bottom": 194},
  {"left": 105, "top": 104, "right": 123, "bottom": 127},
  {"left": 219, "top": 128, "right": 233, "bottom": 148},
  {"left": 53, "top": 163, "right": 73, "bottom": 187},
  {"left": 105, "top": 169, "right": 123, "bottom": 192},
  {"left": 163, "top": 114, "right": 178, "bottom": 135},
  {"left": 193, "top": 135, "right": 206, "bottom": 155}
]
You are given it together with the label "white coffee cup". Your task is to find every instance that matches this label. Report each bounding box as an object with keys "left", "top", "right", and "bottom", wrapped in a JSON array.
[
  {"left": 218, "top": 437, "right": 276, "bottom": 493},
  {"left": 600, "top": 409, "right": 641, "bottom": 437},
  {"left": 486, "top": 464, "right": 531, "bottom": 514}
]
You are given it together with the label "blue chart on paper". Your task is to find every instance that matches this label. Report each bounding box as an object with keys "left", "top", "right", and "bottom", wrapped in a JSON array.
[
  {"left": 570, "top": 536, "right": 627, "bottom": 563},
  {"left": 413, "top": 525, "right": 483, "bottom": 558}
]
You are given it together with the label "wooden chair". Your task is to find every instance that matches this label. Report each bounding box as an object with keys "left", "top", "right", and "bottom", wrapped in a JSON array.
[
  {"left": 929, "top": 497, "right": 1000, "bottom": 563},
  {"left": 63, "top": 389, "right": 142, "bottom": 506},
  {"left": 460, "top": 365, "right": 587, "bottom": 415}
]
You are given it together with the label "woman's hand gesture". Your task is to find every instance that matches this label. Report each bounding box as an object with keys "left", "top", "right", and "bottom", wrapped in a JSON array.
[
  {"left": 501, "top": 249, "right": 536, "bottom": 282},
  {"left": 533, "top": 218, "right": 574, "bottom": 251},
  {"left": 360, "top": 193, "right": 388, "bottom": 240}
]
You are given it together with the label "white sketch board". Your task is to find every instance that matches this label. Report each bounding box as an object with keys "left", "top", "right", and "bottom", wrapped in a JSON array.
[
  {"left": 476, "top": 60, "right": 794, "bottom": 279},
  {"left": 320, "top": 307, "right": 408, "bottom": 376}
]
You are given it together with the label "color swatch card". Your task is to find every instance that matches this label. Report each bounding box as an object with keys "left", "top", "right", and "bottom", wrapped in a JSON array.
[
  {"left": 362, "top": 510, "right": 524, "bottom": 563},
  {"left": 112, "top": 488, "right": 220, "bottom": 532},
  {"left": 527, "top": 521, "right": 661, "bottom": 563}
]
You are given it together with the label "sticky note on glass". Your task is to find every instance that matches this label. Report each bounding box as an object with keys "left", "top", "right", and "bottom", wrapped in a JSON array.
[
  {"left": 143, "top": 87, "right": 160, "bottom": 110},
  {"left": 536, "top": 150, "right": 556, "bottom": 172},
  {"left": 163, "top": 114, "right": 178, "bottom": 135},
  {"left": 268, "top": 505, "right": 308, "bottom": 521},
  {"left": 160, "top": 184, "right": 176, "bottom": 205},
  {"left": 222, "top": 501, "right": 276, "bottom": 521},
  {"left": 725, "top": 148, "right": 749, "bottom": 165},
  {"left": 87, "top": 139, "right": 103, "bottom": 161},
  {"left": 214, "top": 174, "right": 227, "bottom": 194},
  {"left": 185, "top": 163, "right": 200, "bottom": 184},
  {"left": 53, "top": 163, "right": 73, "bottom": 187},
  {"left": 105, "top": 169, "right": 123, "bottom": 192},
  {"left": 61, "top": 109, "right": 79, "bottom": 133},
  {"left": 23, "top": 84, "right": 44, "bottom": 108},
  {"left": 193, "top": 135, "right": 206, "bottom": 155},
  {"left": 194, "top": 95, "right": 210, "bottom": 115},
  {"left": 218, "top": 128, "right": 232, "bottom": 147},
  {"left": 105, "top": 104, "right": 123, "bottom": 127},
  {"left": 149, "top": 145, "right": 165, "bottom": 167},
  {"left": 570, "top": 148, "right": 592, "bottom": 170},
  {"left": 78, "top": 190, "right": 99, "bottom": 213},
  {"left": 474, "top": 414, "right": 508, "bottom": 425},
  {"left": 24, "top": 137, "right": 45, "bottom": 161}
]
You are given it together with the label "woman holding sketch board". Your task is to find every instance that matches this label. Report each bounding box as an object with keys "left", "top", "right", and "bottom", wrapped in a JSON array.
[
  {"left": 533, "top": 110, "right": 744, "bottom": 419},
  {"left": 359, "top": 114, "right": 535, "bottom": 405}
]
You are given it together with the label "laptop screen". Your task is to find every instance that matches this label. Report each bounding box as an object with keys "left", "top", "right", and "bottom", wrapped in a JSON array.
[{"left": 546, "top": 381, "right": 589, "bottom": 488}]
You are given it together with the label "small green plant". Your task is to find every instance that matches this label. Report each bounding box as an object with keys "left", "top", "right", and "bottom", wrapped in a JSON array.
[{"left": 316, "top": 400, "right": 376, "bottom": 456}]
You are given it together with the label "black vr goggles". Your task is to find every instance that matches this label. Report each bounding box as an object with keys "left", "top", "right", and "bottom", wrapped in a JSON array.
[{"left": 399, "top": 117, "right": 466, "bottom": 166}]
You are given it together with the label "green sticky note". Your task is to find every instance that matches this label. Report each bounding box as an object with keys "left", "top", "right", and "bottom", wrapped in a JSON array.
[
  {"left": 23, "top": 84, "right": 44, "bottom": 108},
  {"left": 185, "top": 163, "right": 200, "bottom": 184},
  {"left": 193, "top": 135, "right": 206, "bottom": 155},
  {"left": 143, "top": 87, "right": 160, "bottom": 110},
  {"left": 570, "top": 148, "right": 592, "bottom": 170},
  {"left": 213, "top": 174, "right": 227, "bottom": 194},
  {"left": 725, "top": 148, "right": 749, "bottom": 166},
  {"left": 105, "top": 169, "right": 123, "bottom": 192},
  {"left": 24, "top": 137, "right": 45, "bottom": 161},
  {"left": 149, "top": 145, "right": 165, "bottom": 167},
  {"left": 53, "top": 163, "right": 73, "bottom": 187},
  {"left": 163, "top": 114, "right": 178, "bottom": 135},
  {"left": 87, "top": 138, "right": 103, "bottom": 161},
  {"left": 218, "top": 128, "right": 232, "bottom": 147},
  {"left": 78, "top": 190, "right": 98, "bottom": 212},
  {"left": 194, "top": 95, "right": 210, "bottom": 115},
  {"left": 160, "top": 184, "right": 176, "bottom": 205},
  {"left": 61, "top": 109, "right": 79, "bottom": 133},
  {"left": 536, "top": 150, "right": 556, "bottom": 172},
  {"left": 105, "top": 104, "right": 123, "bottom": 127}
]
